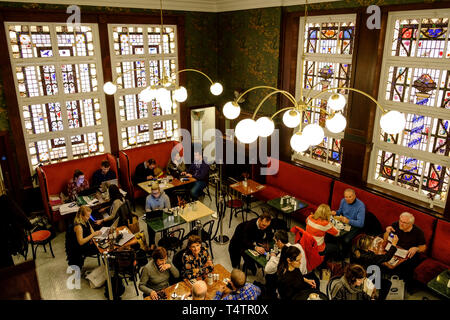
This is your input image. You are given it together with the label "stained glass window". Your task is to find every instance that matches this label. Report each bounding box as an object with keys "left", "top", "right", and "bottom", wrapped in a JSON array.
[
  {"left": 6, "top": 23, "right": 109, "bottom": 172},
  {"left": 294, "top": 15, "right": 356, "bottom": 173},
  {"left": 370, "top": 10, "right": 450, "bottom": 208},
  {"left": 109, "top": 24, "right": 180, "bottom": 150}
]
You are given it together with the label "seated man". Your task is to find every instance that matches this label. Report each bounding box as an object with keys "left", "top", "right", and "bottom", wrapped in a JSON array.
[
  {"left": 182, "top": 150, "right": 209, "bottom": 201},
  {"left": 213, "top": 269, "right": 261, "bottom": 300},
  {"left": 191, "top": 280, "right": 208, "bottom": 300},
  {"left": 92, "top": 160, "right": 116, "bottom": 187},
  {"left": 139, "top": 247, "right": 179, "bottom": 299},
  {"left": 228, "top": 212, "right": 274, "bottom": 275},
  {"left": 67, "top": 169, "right": 89, "bottom": 201},
  {"left": 383, "top": 212, "right": 426, "bottom": 285},
  {"left": 145, "top": 183, "right": 171, "bottom": 248},
  {"left": 331, "top": 188, "right": 365, "bottom": 254},
  {"left": 134, "top": 158, "right": 162, "bottom": 185},
  {"left": 166, "top": 151, "right": 186, "bottom": 178}
]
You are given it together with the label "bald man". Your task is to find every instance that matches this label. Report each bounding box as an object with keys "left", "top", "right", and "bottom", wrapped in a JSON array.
[
  {"left": 192, "top": 280, "right": 207, "bottom": 300},
  {"left": 213, "top": 269, "right": 261, "bottom": 300}
]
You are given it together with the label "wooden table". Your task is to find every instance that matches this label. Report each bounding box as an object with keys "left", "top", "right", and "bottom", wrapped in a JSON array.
[
  {"left": 370, "top": 237, "right": 407, "bottom": 269},
  {"left": 93, "top": 226, "right": 138, "bottom": 255},
  {"left": 138, "top": 177, "right": 196, "bottom": 194},
  {"left": 144, "top": 264, "right": 231, "bottom": 300},
  {"left": 178, "top": 201, "right": 215, "bottom": 224},
  {"left": 230, "top": 179, "right": 265, "bottom": 219}
]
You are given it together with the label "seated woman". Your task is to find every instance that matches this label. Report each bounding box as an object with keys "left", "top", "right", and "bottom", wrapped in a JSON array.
[
  {"left": 95, "top": 184, "right": 125, "bottom": 227},
  {"left": 166, "top": 152, "right": 186, "bottom": 178},
  {"left": 181, "top": 235, "right": 213, "bottom": 280},
  {"left": 276, "top": 246, "right": 317, "bottom": 300},
  {"left": 330, "top": 264, "right": 373, "bottom": 300},
  {"left": 351, "top": 234, "right": 398, "bottom": 300},
  {"left": 65, "top": 205, "right": 102, "bottom": 269},
  {"left": 139, "top": 247, "right": 179, "bottom": 299},
  {"left": 145, "top": 182, "right": 171, "bottom": 249},
  {"left": 306, "top": 204, "right": 339, "bottom": 260},
  {"left": 67, "top": 169, "right": 90, "bottom": 201}
]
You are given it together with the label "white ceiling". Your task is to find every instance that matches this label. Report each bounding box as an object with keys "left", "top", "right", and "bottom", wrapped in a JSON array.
[{"left": 0, "top": 0, "right": 340, "bottom": 13}]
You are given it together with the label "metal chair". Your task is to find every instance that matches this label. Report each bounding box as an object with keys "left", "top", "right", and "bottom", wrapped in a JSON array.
[
  {"left": 26, "top": 227, "right": 55, "bottom": 260},
  {"left": 110, "top": 250, "right": 139, "bottom": 296},
  {"left": 158, "top": 228, "right": 186, "bottom": 255},
  {"left": 224, "top": 188, "right": 245, "bottom": 228}
]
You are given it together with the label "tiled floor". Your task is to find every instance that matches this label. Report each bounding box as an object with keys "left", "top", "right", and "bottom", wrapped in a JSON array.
[{"left": 12, "top": 187, "right": 443, "bottom": 300}]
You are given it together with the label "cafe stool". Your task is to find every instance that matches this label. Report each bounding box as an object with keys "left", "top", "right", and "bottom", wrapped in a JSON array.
[
  {"left": 27, "top": 229, "right": 55, "bottom": 260},
  {"left": 225, "top": 191, "right": 245, "bottom": 228}
]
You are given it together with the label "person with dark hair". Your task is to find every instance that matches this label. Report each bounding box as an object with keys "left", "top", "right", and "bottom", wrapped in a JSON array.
[
  {"left": 351, "top": 234, "right": 398, "bottom": 300},
  {"left": 330, "top": 264, "right": 372, "bottom": 300},
  {"left": 65, "top": 206, "right": 102, "bottom": 269},
  {"left": 228, "top": 212, "right": 274, "bottom": 275},
  {"left": 181, "top": 235, "right": 213, "bottom": 280},
  {"left": 134, "top": 158, "right": 162, "bottom": 185},
  {"left": 67, "top": 169, "right": 89, "bottom": 201},
  {"left": 92, "top": 160, "right": 116, "bottom": 187},
  {"left": 94, "top": 184, "right": 124, "bottom": 227},
  {"left": 139, "top": 247, "right": 179, "bottom": 299},
  {"left": 276, "top": 246, "right": 316, "bottom": 300},
  {"left": 214, "top": 269, "right": 261, "bottom": 300},
  {"left": 181, "top": 149, "right": 210, "bottom": 200},
  {"left": 166, "top": 151, "right": 186, "bottom": 178}
]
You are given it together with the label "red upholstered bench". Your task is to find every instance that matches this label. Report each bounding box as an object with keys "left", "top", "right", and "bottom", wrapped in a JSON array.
[
  {"left": 36, "top": 153, "right": 118, "bottom": 223},
  {"left": 414, "top": 219, "right": 450, "bottom": 284},
  {"left": 118, "top": 141, "right": 180, "bottom": 201},
  {"left": 254, "top": 158, "right": 333, "bottom": 224}
]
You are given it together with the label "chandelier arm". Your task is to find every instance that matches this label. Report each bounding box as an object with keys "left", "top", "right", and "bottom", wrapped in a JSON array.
[
  {"left": 270, "top": 106, "right": 297, "bottom": 121},
  {"left": 175, "top": 69, "right": 215, "bottom": 85},
  {"left": 252, "top": 90, "right": 298, "bottom": 120},
  {"left": 304, "top": 81, "right": 329, "bottom": 103},
  {"left": 234, "top": 86, "right": 289, "bottom": 104},
  {"left": 308, "top": 87, "right": 388, "bottom": 114}
]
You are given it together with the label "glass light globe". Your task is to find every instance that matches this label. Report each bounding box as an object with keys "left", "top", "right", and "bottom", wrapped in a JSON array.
[
  {"left": 282, "top": 110, "right": 301, "bottom": 128},
  {"left": 103, "top": 81, "right": 117, "bottom": 95},
  {"left": 380, "top": 110, "right": 406, "bottom": 134},
  {"left": 157, "top": 88, "right": 173, "bottom": 110},
  {"left": 256, "top": 117, "right": 275, "bottom": 137},
  {"left": 290, "top": 133, "right": 310, "bottom": 153},
  {"left": 327, "top": 93, "right": 346, "bottom": 111},
  {"left": 302, "top": 123, "right": 325, "bottom": 146},
  {"left": 210, "top": 83, "right": 223, "bottom": 96},
  {"left": 326, "top": 113, "right": 347, "bottom": 133},
  {"left": 139, "top": 87, "right": 155, "bottom": 102},
  {"left": 223, "top": 101, "right": 241, "bottom": 120},
  {"left": 173, "top": 86, "right": 188, "bottom": 102},
  {"left": 235, "top": 119, "right": 258, "bottom": 144}
]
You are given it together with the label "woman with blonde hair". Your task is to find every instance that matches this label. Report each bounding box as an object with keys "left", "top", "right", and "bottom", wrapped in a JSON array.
[
  {"left": 65, "top": 205, "right": 102, "bottom": 269},
  {"left": 306, "top": 204, "right": 340, "bottom": 259}
]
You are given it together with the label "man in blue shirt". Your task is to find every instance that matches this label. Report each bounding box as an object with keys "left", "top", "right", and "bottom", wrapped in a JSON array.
[
  {"left": 330, "top": 188, "right": 365, "bottom": 257},
  {"left": 213, "top": 269, "right": 261, "bottom": 300}
]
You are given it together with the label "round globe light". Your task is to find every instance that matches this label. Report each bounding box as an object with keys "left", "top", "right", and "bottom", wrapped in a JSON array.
[
  {"left": 103, "top": 81, "right": 117, "bottom": 95},
  {"left": 223, "top": 101, "right": 241, "bottom": 120},
  {"left": 157, "top": 88, "right": 173, "bottom": 110},
  {"left": 256, "top": 117, "right": 275, "bottom": 137},
  {"left": 327, "top": 93, "right": 346, "bottom": 112},
  {"left": 210, "top": 82, "right": 223, "bottom": 96},
  {"left": 380, "top": 110, "right": 406, "bottom": 134},
  {"left": 302, "top": 123, "right": 325, "bottom": 146},
  {"left": 173, "top": 86, "right": 188, "bottom": 102},
  {"left": 139, "top": 87, "right": 155, "bottom": 102},
  {"left": 282, "top": 110, "right": 301, "bottom": 128},
  {"left": 235, "top": 119, "right": 258, "bottom": 144},
  {"left": 326, "top": 113, "right": 347, "bottom": 133},
  {"left": 290, "top": 133, "right": 310, "bottom": 153}
]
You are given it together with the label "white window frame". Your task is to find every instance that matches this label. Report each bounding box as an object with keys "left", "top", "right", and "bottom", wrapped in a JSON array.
[
  {"left": 5, "top": 22, "right": 110, "bottom": 175},
  {"left": 108, "top": 24, "right": 181, "bottom": 150},
  {"left": 293, "top": 14, "right": 356, "bottom": 173},
  {"left": 369, "top": 9, "right": 450, "bottom": 208}
]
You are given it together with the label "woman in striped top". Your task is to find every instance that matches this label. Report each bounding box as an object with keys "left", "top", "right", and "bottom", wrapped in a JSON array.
[{"left": 306, "top": 204, "right": 340, "bottom": 259}]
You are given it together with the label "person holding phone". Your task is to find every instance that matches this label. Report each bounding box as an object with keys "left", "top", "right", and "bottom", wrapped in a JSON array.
[
  {"left": 213, "top": 269, "right": 261, "bottom": 300},
  {"left": 139, "top": 247, "right": 179, "bottom": 300}
]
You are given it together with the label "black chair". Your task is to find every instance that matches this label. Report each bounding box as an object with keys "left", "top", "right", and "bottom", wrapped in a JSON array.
[
  {"left": 158, "top": 228, "right": 186, "bottom": 255},
  {"left": 224, "top": 189, "right": 245, "bottom": 228},
  {"left": 110, "top": 250, "right": 139, "bottom": 296},
  {"left": 26, "top": 227, "right": 55, "bottom": 260},
  {"left": 172, "top": 248, "right": 186, "bottom": 272}
]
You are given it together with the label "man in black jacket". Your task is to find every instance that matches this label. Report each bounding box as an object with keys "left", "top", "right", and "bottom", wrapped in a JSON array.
[
  {"left": 134, "top": 158, "right": 158, "bottom": 185},
  {"left": 228, "top": 212, "right": 274, "bottom": 274}
]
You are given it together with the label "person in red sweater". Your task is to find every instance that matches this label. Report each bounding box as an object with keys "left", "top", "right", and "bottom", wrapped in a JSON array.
[{"left": 306, "top": 204, "right": 340, "bottom": 261}]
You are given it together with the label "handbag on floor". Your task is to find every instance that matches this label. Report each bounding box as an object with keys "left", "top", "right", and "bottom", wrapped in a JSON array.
[
  {"left": 85, "top": 265, "right": 107, "bottom": 288},
  {"left": 386, "top": 275, "right": 405, "bottom": 300}
]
